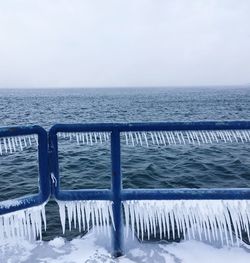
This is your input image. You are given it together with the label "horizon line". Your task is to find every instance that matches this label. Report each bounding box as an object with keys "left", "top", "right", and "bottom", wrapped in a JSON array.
[{"left": 0, "top": 84, "right": 250, "bottom": 89}]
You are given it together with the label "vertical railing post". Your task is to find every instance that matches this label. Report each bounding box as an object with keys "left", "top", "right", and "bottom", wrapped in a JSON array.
[
  {"left": 111, "top": 128, "right": 124, "bottom": 257},
  {"left": 48, "top": 131, "right": 60, "bottom": 197}
]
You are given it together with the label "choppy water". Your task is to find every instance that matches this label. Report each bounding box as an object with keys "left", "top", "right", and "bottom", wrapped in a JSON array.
[{"left": 0, "top": 87, "right": 250, "bottom": 239}]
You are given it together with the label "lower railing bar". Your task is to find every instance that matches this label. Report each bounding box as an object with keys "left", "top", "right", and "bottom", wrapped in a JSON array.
[
  {"left": 0, "top": 195, "right": 45, "bottom": 215},
  {"left": 121, "top": 188, "right": 250, "bottom": 200}
]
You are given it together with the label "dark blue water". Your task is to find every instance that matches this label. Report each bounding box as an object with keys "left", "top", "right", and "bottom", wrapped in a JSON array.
[{"left": 0, "top": 87, "right": 250, "bottom": 239}]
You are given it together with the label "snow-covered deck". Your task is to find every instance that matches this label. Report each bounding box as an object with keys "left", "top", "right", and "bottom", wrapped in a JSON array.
[{"left": 1, "top": 229, "right": 250, "bottom": 263}]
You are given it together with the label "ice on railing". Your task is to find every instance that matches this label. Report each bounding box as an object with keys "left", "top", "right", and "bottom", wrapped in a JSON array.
[
  {"left": 121, "top": 130, "right": 250, "bottom": 147},
  {"left": 57, "top": 130, "right": 250, "bottom": 147},
  {"left": 0, "top": 203, "right": 46, "bottom": 240},
  {"left": 123, "top": 200, "right": 250, "bottom": 246},
  {"left": 57, "top": 132, "right": 110, "bottom": 145},
  {"left": 0, "top": 135, "right": 38, "bottom": 155},
  {"left": 57, "top": 201, "right": 114, "bottom": 235}
]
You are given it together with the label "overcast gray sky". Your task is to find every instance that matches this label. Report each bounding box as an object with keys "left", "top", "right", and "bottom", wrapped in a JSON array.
[{"left": 0, "top": 0, "right": 250, "bottom": 88}]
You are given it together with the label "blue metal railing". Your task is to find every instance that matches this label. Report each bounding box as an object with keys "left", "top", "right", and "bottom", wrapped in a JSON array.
[
  {"left": 0, "top": 125, "right": 50, "bottom": 215},
  {"left": 1, "top": 121, "right": 250, "bottom": 257},
  {"left": 48, "top": 121, "right": 250, "bottom": 256}
]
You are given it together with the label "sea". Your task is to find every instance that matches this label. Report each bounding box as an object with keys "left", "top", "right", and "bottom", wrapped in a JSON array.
[{"left": 0, "top": 87, "right": 250, "bottom": 240}]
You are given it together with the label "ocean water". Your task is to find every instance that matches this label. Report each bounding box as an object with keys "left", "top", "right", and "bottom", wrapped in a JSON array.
[{"left": 0, "top": 87, "right": 250, "bottom": 240}]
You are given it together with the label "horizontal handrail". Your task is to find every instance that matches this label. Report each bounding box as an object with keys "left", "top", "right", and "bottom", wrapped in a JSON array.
[
  {"left": 121, "top": 188, "right": 250, "bottom": 200},
  {"left": 50, "top": 120, "right": 250, "bottom": 133}
]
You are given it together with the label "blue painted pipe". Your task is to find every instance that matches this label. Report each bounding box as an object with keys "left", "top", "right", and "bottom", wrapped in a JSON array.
[
  {"left": 121, "top": 188, "right": 250, "bottom": 200},
  {"left": 55, "top": 190, "right": 112, "bottom": 201},
  {"left": 49, "top": 121, "right": 250, "bottom": 133},
  {"left": 111, "top": 129, "right": 124, "bottom": 257}
]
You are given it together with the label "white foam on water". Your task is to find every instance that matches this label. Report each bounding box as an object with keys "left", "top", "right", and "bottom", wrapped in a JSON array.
[
  {"left": 57, "top": 200, "right": 114, "bottom": 235},
  {"left": 123, "top": 200, "right": 250, "bottom": 246},
  {"left": 0, "top": 203, "right": 46, "bottom": 241}
]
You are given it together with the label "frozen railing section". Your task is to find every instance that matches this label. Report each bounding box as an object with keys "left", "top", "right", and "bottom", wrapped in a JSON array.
[
  {"left": 57, "top": 132, "right": 110, "bottom": 145},
  {"left": 55, "top": 125, "right": 250, "bottom": 148},
  {"left": 121, "top": 129, "right": 250, "bottom": 146},
  {"left": 0, "top": 125, "right": 50, "bottom": 240},
  {"left": 0, "top": 203, "right": 46, "bottom": 240},
  {"left": 123, "top": 200, "right": 250, "bottom": 246},
  {"left": 48, "top": 121, "right": 250, "bottom": 257},
  {"left": 57, "top": 200, "right": 114, "bottom": 235},
  {"left": 0, "top": 134, "right": 38, "bottom": 155}
]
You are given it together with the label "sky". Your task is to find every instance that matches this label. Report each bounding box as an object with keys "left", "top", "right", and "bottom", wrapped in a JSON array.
[{"left": 0, "top": 0, "right": 250, "bottom": 88}]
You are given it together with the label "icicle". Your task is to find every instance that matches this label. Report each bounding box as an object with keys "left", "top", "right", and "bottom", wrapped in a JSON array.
[
  {"left": 225, "top": 131, "right": 231, "bottom": 142},
  {"left": 244, "top": 130, "right": 250, "bottom": 142},
  {"left": 170, "top": 132, "right": 176, "bottom": 144},
  {"left": 164, "top": 132, "right": 171, "bottom": 145},
  {"left": 124, "top": 133, "right": 128, "bottom": 145},
  {"left": 122, "top": 200, "right": 250, "bottom": 246},
  {"left": 193, "top": 132, "right": 200, "bottom": 145},
  {"left": 97, "top": 133, "right": 102, "bottom": 145},
  {"left": 28, "top": 136, "right": 32, "bottom": 146},
  {"left": 11, "top": 137, "right": 16, "bottom": 152},
  {"left": 129, "top": 132, "right": 135, "bottom": 146},
  {"left": 198, "top": 131, "right": 205, "bottom": 144},
  {"left": 220, "top": 131, "right": 227, "bottom": 143},
  {"left": 236, "top": 131, "right": 244, "bottom": 143},
  {"left": 138, "top": 132, "right": 143, "bottom": 146},
  {"left": 150, "top": 132, "right": 155, "bottom": 145},
  {"left": 56, "top": 200, "right": 114, "bottom": 234},
  {"left": 94, "top": 133, "right": 98, "bottom": 144},
  {"left": 154, "top": 132, "right": 159, "bottom": 145},
  {"left": 3, "top": 138, "right": 8, "bottom": 153},
  {"left": 18, "top": 136, "right": 23, "bottom": 151},
  {"left": 89, "top": 133, "right": 93, "bottom": 145},
  {"left": 8, "top": 138, "right": 13, "bottom": 153},
  {"left": 143, "top": 132, "right": 149, "bottom": 147},
  {"left": 189, "top": 132, "right": 195, "bottom": 144},
  {"left": 206, "top": 131, "right": 213, "bottom": 144},
  {"left": 160, "top": 132, "right": 166, "bottom": 146},
  {"left": 76, "top": 133, "right": 80, "bottom": 145},
  {"left": 202, "top": 131, "right": 208, "bottom": 144},
  {"left": 0, "top": 203, "right": 46, "bottom": 240},
  {"left": 175, "top": 132, "right": 182, "bottom": 144},
  {"left": 58, "top": 203, "right": 66, "bottom": 234},
  {"left": 134, "top": 132, "right": 139, "bottom": 145}
]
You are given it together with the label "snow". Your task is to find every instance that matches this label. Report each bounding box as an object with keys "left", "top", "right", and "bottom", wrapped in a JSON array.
[
  {"left": 0, "top": 229, "right": 250, "bottom": 263},
  {"left": 0, "top": 199, "right": 22, "bottom": 209},
  {"left": 1, "top": 200, "right": 250, "bottom": 261},
  {"left": 48, "top": 237, "right": 65, "bottom": 248}
]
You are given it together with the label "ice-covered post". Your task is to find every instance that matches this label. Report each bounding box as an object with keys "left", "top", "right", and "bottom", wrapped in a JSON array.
[{"left": 111, "top": 128, "right": 124, "bottom": 257}]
